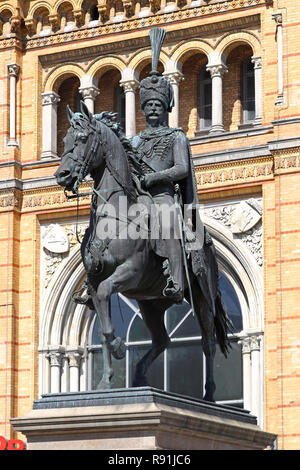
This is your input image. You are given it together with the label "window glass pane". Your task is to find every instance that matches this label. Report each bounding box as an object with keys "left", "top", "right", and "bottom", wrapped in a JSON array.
[
  {"left": 203, "top": 105, "right": 212, "bottom": 126},
  {"left": 242, "top": 57, "right": 255, "bottom": 123},
  {"left": 246, "top": 76, "right": 255, "bottom": 99},
  {"left": 167, "top": 341, "right": 203, "bottom": 399},
  {"left": 200, "top": 65, "right": 212, "bottom": 129},
  {"left": 204, "top": 83, "right": 212, "bottom": 106},
  {"left": 167, "top": 302, "right": 202, "bottom": 338},
  {"left": 218, "top": 272, "right": 243, "bottom": 333},
  {"left": 129, "top": 345, "right": 164, "bottom": 389},
  {"left": 114, "top": 85, "right": 125, "bottom": 131},
  {"left": 129, "top": 314, "right": 151, "bottom": 342},
  {"left": 111, "top": 295, "right": 136, "bottom": 339},
  {"left": 92, "top": 349, "right": 126, "bottom": 390},
  {"left": 166, "top": 300, "right": 189, "bottom": 333},
  {"left": 213, "top": 341, "right": 243, "bottom": 402},
  {"left": 91, "top": 294, "right": 136, "bottom": 345}
]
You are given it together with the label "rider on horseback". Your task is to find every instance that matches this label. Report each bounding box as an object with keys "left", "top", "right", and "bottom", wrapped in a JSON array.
[{"left": 130, "top": 28, "right": 205, "bottom": 303}]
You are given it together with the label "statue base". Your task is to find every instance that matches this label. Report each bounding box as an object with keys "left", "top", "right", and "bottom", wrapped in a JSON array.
[{"left": 11, "top": 387, "right": 276, "bottom": 450}]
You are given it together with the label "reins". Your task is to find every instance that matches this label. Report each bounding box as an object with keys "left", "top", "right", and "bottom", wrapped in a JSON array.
[{"left": 63, "top": 117, "right": 152, "bottom": 242}]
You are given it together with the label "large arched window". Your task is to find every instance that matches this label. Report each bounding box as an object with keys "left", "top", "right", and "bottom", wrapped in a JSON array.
[
  {"left": 39, "top": 208, "right": 264, "bottom": 424},
  {"left": 86, "top": 272, "right": 243, "bottom": 407}
]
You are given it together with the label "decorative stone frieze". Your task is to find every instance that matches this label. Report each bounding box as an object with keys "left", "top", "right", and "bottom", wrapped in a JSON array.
[
  {"left": 195, "top": 158, "right": 274, "bottom": 189},
  {"left": 204, "top": 199, "right": 263, "bottom": 267}
]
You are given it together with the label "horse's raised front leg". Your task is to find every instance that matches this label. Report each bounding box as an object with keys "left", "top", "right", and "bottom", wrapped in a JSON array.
[
  {"left": 133, "top": 299, "right": 171, "bottom": 387},
  {"left": 90, "top": 261, "right": 144, "bottom": 390}
]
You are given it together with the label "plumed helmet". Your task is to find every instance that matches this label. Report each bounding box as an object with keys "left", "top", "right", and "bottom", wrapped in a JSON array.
[{"left": 139, "top": 28, "right": 174, "bottom": 113}]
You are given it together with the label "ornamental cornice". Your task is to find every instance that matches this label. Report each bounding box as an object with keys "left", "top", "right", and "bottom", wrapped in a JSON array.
[{"left": 0, "top": 2, "right": 265, "bottom": 52}]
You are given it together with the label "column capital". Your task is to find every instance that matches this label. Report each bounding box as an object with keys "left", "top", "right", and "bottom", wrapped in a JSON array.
[
  {"left": 46, "top": 350, "right": 64, "bottom": 367},
  {"left": 119, "top": 79, "right": 139, "bottom": 93},
  {"left": 206, "top": 63, "right": 228, "bottom": 78},
  {"left": 66, "top": 349, "right": 83, "bottom": 368},
  {"left": 42, "top": 91, "right": 60, "bottom": 106},
  {"left": 163, "top": 70, "right": 184, "bottom": 86},
  {"left": 79, "top": 85, "right": 100, "bottom": 101},
  {"left": 7, "top": 63, "right": 20, "bottom": 78},
  {"left": 250, "top": 335, "right": 261, "bottom": 352},
  {"left": 272, "top": 11, "right": 282, "bottom": 25},
  {"left": 240, "top": 337, "right": 252, "bottom": 354},
  {"left": 251, "top": 56, "right": 262, "bottom": 70}
]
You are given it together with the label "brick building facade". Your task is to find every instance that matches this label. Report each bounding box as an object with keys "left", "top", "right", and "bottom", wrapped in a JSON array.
[{"left": 0, "top": 0, "right": 299, "bottom": 450}]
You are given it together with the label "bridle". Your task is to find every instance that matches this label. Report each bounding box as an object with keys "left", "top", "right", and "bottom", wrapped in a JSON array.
[{"left": 61, "top": 115, "right": 149, "bottom": 242}]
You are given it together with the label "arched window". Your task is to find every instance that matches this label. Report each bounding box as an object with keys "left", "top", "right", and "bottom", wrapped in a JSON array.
[
  {"left": 39, "top": 213, "right": 264, "bottom": 423},
  {"left": 199, "top": 65, "right": 212, "bottom": 131},
  {"left": 242, "top": 57, "right": 255, "bottom": 124},
  {"left": 56, "top": 76, "right": 81, "bottom": 156},
  {"left": 86, "top": 272, "right": 243, "bottom": 406}
]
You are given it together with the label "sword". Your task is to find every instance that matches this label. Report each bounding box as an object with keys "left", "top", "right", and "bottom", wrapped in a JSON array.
[{"left": 174, "top": 184, "right": 196, "bottom": 317}]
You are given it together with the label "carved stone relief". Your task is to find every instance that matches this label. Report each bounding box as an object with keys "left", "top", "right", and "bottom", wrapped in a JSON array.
[
  {"left": 41, "top": 221, "right": 88, "bottom": 289},
  {"left": 203, "top": 198, "right": 263, "bottom": 267}
]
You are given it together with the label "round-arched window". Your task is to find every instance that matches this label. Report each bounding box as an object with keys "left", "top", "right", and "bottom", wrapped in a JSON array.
[{"left": 87, "top": 271, "right": 243, "bottom": 406}]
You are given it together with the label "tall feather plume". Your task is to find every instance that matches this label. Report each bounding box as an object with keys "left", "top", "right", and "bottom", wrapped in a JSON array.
[{"left": 149, "top": 27, "right": 166, "bottom": 74}]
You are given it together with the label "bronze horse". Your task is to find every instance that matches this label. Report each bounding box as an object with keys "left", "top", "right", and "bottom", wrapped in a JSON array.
[{"left": 54, "top": 102, "right": 232, "bottom": 401}]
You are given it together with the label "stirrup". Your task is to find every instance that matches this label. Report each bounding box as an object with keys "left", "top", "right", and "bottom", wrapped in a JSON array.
[{"left": 163, "top": 277, "right": 183, "bottom": 303}]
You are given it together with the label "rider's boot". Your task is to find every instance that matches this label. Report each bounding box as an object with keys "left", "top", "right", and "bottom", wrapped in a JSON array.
[{"left": 162, "top": 257, "right": 184, "bottom": 304}]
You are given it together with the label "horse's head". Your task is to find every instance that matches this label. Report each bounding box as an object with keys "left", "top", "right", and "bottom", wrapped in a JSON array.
[{"left": 55, "top": 101, "right": 104, "bottom": 194}]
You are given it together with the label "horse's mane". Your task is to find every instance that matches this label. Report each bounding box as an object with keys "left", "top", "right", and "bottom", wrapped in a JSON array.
[
  {"left": 93, "top": 112, "right": 142, "bottom": 177},
  {"left": 93, "top": 112, "right": 140, "bottom": 201}
]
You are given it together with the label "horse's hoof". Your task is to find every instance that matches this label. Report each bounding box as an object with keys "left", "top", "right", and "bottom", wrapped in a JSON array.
[
  {"left": 203, "top": 393, "right": 215, "bottom": 402},
  {"left": 109, "top": 337, "right": 126, "bottom": 360},
  {"left": 97, "top": 380, "right": 111, "bottom": 390}
]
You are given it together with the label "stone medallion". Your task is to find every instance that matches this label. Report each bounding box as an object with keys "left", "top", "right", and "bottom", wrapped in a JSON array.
[{"left": 42, "top": 224, "right": 69, "bottom": 254}]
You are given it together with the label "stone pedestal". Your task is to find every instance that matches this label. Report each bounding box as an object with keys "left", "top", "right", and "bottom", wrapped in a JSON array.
[{"left": 11, "top": 387, "right": 276, "bottom": 450}]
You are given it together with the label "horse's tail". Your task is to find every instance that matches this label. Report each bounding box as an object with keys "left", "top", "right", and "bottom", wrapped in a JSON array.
[{"left": 214, "top": 289, "right": 234, "bottom": 358}]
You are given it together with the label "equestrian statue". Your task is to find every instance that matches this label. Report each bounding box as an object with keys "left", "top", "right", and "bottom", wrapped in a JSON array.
[{"left": 54, "top": 27, "right": 233, "bottom": 402}]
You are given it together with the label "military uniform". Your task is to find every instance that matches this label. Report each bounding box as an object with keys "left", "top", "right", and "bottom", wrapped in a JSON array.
[{"left": 131, "top": 27, "right": 205, "bottom": 302}]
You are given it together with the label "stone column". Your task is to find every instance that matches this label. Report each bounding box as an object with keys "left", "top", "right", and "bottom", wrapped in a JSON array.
[
  {"left": 240, "top": 337, "right": 252, "bottom": 412},
  {"left": 41, "top": 91, "right": 60, "bottom": 159},
  {"left": 250, "top": 335, "right": 261, "bottom": 420},
  {"left": 163, "top": 69, "right": 184, "bottom": 128},
  {"left": 272, "top": 12, "right": 284, "bottom": 105},
  {"left": 120, "top": 68, "right": 139, "bottom": 138},
  {"left": 206, "top": 63, "right": 227, "bottom": 134},
  {"left": 79, "top": 86, "right": 100, "bottom": 114},
  {"left": 120, "top": 80, "right": 139, "bottom": 138},
  {"left": 46, "top": 349, "right": 64, "bottom": 393},
  {"left": 251, "top": 56, "right": 262, "bottom": 126},
  {"left": 7, "top": 63, "right": 20, "bottom": 147},
  {"left": 66, "top": 348, "right": 83, "bottom": 392}
]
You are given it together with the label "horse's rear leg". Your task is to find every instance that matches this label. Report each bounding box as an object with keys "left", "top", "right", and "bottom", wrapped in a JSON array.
[
  {"left": 187, "top": 284, "right": 216, "bottom": 402},
  {"left": 96, "top": 332, "right": 113, "bottom": 390},
  {"left": 133, "top": 299, "right": 171, "bottom": 387}
]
